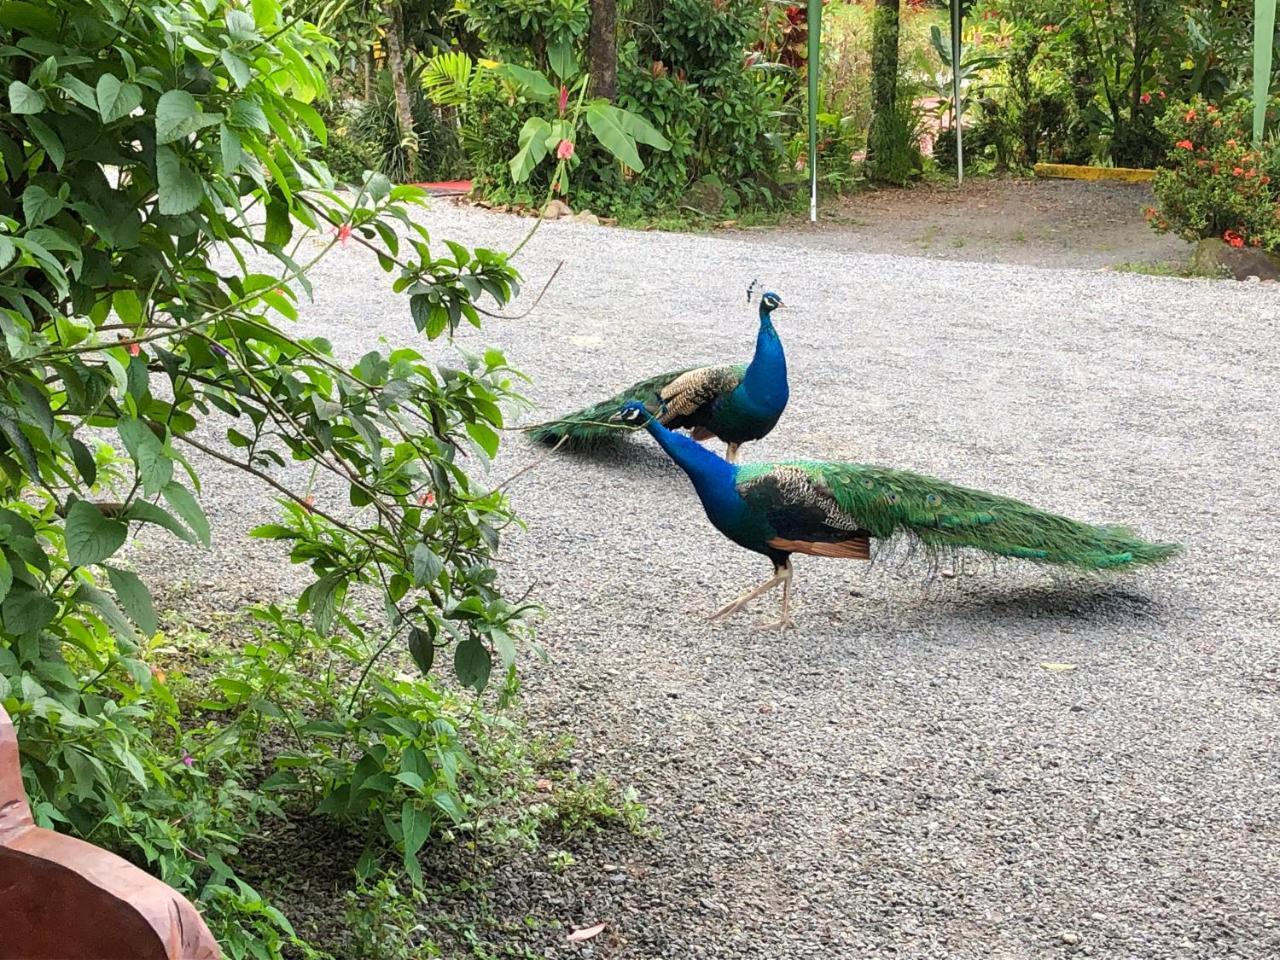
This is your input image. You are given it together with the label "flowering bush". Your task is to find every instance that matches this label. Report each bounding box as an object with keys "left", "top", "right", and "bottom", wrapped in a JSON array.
[{"left": 1147, "top": 97, "right": 1280, "bottom": 252}]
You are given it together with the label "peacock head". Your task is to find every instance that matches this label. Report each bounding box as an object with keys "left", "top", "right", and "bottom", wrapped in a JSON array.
[
  {"left": 615, "top": 400, "right": 651, "bottom": 425},
  {"left": 759, "top": 290, "right": 785, "bottom": 316}
]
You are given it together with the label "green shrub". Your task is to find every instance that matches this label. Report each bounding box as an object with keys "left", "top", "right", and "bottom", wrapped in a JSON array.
[
  {"left": 0, "top": 0, "right": 535, "bottom": 955},
  {"left": 1148, "top": 97, "right": 1280, "bottom": 252}
]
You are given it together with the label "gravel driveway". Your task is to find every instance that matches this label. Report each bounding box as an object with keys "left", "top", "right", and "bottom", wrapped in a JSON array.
[{"left": 138, "top": 203, "right": 1279, "bottom": 958}]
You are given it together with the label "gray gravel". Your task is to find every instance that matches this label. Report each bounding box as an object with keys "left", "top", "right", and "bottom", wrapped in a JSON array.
[{"left": 134, "top": 203, "right": 1280, "bottom": 958}]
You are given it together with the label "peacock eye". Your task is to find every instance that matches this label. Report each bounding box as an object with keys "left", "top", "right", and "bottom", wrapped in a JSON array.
[
  {"left": 862, "top": 478, "right": 875, "bottom": 490},
  {"left": 926, "top": 493, "right": 941, "bottom": 506},
  {"left": 885, "top": 492, "right": 900, "bottom": 505}
]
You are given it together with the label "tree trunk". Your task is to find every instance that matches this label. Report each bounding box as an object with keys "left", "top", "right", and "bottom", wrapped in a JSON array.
[
  {"left": 363, "top": 47, "right": 374, "bottom": 101},
  {"left": 865, "top": 0, "right": 901, "bottom": 181},
  {"left": 382, "top": 2, "right": 418, "bottom": 177},
  {"left": 587, "top": 0, "right": 617, "bottom": 100}
]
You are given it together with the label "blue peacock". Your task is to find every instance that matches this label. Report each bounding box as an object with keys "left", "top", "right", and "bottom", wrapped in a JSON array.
[
  {"left": 526, "top": 287, "right": 788, "bottom": 463},
  {"left": 617, "top": 403, "right": 1181, "bottom": 631}
]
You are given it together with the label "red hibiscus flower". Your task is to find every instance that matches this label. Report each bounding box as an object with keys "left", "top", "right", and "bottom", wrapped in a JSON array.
[
  {"left": 1175, "top": 139, "right": 1193, "bottom": 150},
  {"left": 1223, "top": 230, "right": 1244, "bottom": 249}
]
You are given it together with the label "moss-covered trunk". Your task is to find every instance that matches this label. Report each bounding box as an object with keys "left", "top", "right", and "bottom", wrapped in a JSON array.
[
  {"left": 866, "top": 0, "right": 900, "bottom": 182},
  {"left": 382, "top": 1, "right": 418, "bottom": 177}
]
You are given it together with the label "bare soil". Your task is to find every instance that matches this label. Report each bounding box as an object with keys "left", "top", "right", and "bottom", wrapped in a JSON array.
[{"left": 735, "top": 177, "right": 1194, "bottom": 272}]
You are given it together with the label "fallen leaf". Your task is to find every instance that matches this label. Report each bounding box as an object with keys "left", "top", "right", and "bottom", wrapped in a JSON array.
[
  {"left": 1040, "top": 662, "right": 1078, "bottom": 672},
  {"left": 535, "top": 778, "right": 553, "bottom": 793},
  {"left": 567, "top": 922, "right": 606, "bottom": 943}
]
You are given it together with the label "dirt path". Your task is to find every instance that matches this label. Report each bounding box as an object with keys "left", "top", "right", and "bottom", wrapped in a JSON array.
[{"left": 734, "top": 177, "right": 1193, "bottom": 272}]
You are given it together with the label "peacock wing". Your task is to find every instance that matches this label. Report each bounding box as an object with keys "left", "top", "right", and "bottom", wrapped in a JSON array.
[
  {"left": 658, "top": 363, "right": 746, "bottom": 424},
  {"left": 736, "top": 464, "right": 872, "bottom": 559}
]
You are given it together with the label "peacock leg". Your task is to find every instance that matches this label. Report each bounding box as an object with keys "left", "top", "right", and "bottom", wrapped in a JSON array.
[
  {"left": 707, "top": 565, "right": 787, "bottom": 622},
  {"left": 724, "top": 442, "right": 740, "bottom": 464},
  {"left": 750, "top": 565, "right": 798, "bottom": 633}
]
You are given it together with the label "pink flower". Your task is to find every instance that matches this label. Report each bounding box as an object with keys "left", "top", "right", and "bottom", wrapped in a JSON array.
[
  {"left": 558, "top": 84, "right": 569, "bottom": 117},
  {"left": 128, "top": 342, "right": 141, "bottom": 357},
  {"left": 336, "top": 223, "right": 351, "bottom": 244},
  {"left": 1139, "top": 92, "right": 1151, "bottom": 105},
  {"left": 556, "top": 139, "right": 575, "bottom": 160},
  {"left": 418, "top": 490, "right": 435, "bottom": 507},
  {"left": 1232, "top": 166, "right": 1244, "bottom": 177},
  {"left": 182, "top": 752, "right": 194, "bottom": 767}
]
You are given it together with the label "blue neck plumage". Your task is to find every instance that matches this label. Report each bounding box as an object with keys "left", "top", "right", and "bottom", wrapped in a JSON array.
[
  {"left": 640, "top": 416, "right": 742, "bottom": 521},
  {"left": 741, "top": 304, "right": 788, "bottom": 409}
]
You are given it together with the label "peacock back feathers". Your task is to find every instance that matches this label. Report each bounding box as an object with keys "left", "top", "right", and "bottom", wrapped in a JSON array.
[{"left": 736, "top": 460, "right": 1181, "bottom": 571}]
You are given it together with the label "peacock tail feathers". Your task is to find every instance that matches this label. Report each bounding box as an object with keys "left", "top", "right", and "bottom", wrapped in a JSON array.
[
  {"left": 525, "top": 367, "right": 701, "bottom": 447},
  {"left": 739, "top": 461, "right": 1181, "bottom": 571}
]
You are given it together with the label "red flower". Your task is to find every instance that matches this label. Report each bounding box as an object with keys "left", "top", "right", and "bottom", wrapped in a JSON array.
[
  {"left": 128, "top": 341, "right": 141, "bottom": 357},
  {"left": 1139, "top": 92, "right": 1152, "bottom": 105},
  {"left": 1232, "top": 167, "right": 1244, "bottom": 177},
  {"left": 1175, "top": 139, "right": 1193, "bottom": 150},
  {"left": 1184, "top": 108, "right": 1197, "bottom": 121},
  {"left": 558, "top": 84, "right": 569, "bottom": 117},
  {"left": 336, "top": 223, "right": 351, "bottom": 244},
  {"left": 418, "top": 490, "right": 436, "bottom": 507},
  {"left": 1223, "top": 229, "right": 1244, "bottom": 249},
  {"left": 1207, "top": 104, "right": 1218, "bottom": 113},
  {"left": 557, "top": 139, "right": 575, "bottom": 160}
]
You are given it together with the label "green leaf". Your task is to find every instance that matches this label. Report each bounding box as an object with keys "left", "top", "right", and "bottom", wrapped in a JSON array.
[
  {"left": 308, "top": 571, "right": 344, "bottom": 635},
  {"left": 616, "top": 108, "right": 672, "bottom": 151},
  {"left": 401, "top": 799, "right": 430, "bottom": 884},
  {"left": 509, "top": 117, "right": 552, "bottom": 183},
  {"left": 2, "top": 583, "right": 56, "bottom": 635},
  {"left": 432, "top": 789, "right": 465, "bottom": 822},
  {"left": 453, "top": 638, "right": 491, "bottom": 692},
  {"left": 408, "top": 627, "right": 434, "bottom": 676},
  {"left": 155, "top": 89, "right": 220, "bottom": 144},
  {"left": 67, "top": 437, "right": 97, "bottom": 486},
  {"left": 161, "top": 482, "right": 210, "bottom": 546},
  {"left": 548, "top": 39, "right": 576, "bottom": 80},
  {"left": 585, "top": 102, "right": 644, "bottom": 172},
  {"left": 106, "top": 566, "right": 158, "bottom": 636},
  {"left": 118, "top": 418, "right": 172, "bottom": 496},
  {"left": 126, "top": 499, "right": 197, "bottom": 544},
  {"left": 65, "top": 499, "right": 127, "bottom": 567},
  {"left": 96, "top": 74, "right": 142, "bottom": 123},
  {"left": 25, "top": 116, "right": 63, "bottom": 168},
  {"left": 220, "top": 50, "right": 251, "bottom": 89},
  {"left": 219, "top": 123, "right": 242, "bottom": 173},
  {"left": 492, "top": 63, "right": 557, "bottom": 101},
  {"left": 155, "top": 145, "right": 203, "bottom": 215},
  {"left": 22, "top": 185, "right": 63, "bottom": 226},
  {"left": 465, "top": 421, "right": 499, "bottom": 459},
  {"left": 411, "top": 544, "right": 443, "bottom": 587},
  {"left": 8, "top": 80, "right": 44, "bottom": 114},
  {"left": 0, "top": 551, "right": 10, "bottom": 606},
  {"left": 264, "top": 192, "right": 292, "bottom": 246}
]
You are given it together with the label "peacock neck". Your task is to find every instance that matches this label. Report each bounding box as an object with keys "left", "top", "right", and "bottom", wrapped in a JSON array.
[
  {"left": 641, "top": 417, "right": 742, "bottom": 522},
  {"left": 741, "top": 307, "right": 788, "bottom": 410}
]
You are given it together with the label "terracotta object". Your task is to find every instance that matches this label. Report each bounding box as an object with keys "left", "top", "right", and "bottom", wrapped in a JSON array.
[{"left": 0, "top": 705, "right": 221, "bottom": 959}]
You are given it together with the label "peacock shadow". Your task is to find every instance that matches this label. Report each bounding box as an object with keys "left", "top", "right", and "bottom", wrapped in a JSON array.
[{"left": 902, "top": 577, "right": 1174, "bottom": 628}]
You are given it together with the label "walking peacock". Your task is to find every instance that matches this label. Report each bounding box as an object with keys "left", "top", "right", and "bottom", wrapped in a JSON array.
[
  {"left": 617, "top": 403, "right": 1180, "bottom": 631},
  {"left": 526, "top": 287, "right": 788, "bottom": 463}
]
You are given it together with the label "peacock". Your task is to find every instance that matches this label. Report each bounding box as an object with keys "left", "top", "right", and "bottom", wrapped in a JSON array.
[
  {"left": 526, "top": 287, "right": 788, "bottom": 463},
  {"left": 617, "top": 402, "right": 1180, "bottom": 631}
]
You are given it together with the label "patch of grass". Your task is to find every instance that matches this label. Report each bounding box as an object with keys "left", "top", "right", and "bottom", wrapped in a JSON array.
[{"left": 1112, "top": 259, "right": 1228, "bottom": 279}]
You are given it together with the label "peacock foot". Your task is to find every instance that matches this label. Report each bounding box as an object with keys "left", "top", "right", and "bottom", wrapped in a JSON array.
[
  {"left": 707, "top": 598, "right": 751, "bottom": 622},
  {"left": 748, "top": 614, "right": 798, "bottom": 634}
]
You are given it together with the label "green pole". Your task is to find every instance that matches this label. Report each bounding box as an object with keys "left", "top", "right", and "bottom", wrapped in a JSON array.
[
  {"left": 808, "top": 0, "right": 821, "bottom": 222},
  {"left": 951, "top": 0, "right": 963, "bottom": 184},
  {"left": 1253, "top": 0, "right": 1277, "bottom": 145}
]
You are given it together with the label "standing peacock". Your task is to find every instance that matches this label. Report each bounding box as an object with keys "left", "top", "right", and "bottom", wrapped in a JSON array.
[
  {"left": 617, "top": 403, "right": 1180, "bottom": 631},
  {"left": 526, "top": 287, "right": 788, "bottom": 463}
]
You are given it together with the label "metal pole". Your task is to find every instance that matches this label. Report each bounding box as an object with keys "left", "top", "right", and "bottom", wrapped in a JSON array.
[
  {"left": 951, "top": 0, "right": 964, "bottom": 185},
  {"left": 808, "top": 0, "right": 821, "bottom": 222}
]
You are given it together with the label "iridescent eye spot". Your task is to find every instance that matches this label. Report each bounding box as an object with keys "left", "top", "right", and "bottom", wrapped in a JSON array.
[
  {"left": 862, "top": 478, "right": 876, "bottom": 490},
  {"left": 885, "top": 491, "right": 900, "bottom": 505},
  {"left": 925, "top": 493, "right": 941, "bottom": 507}
]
